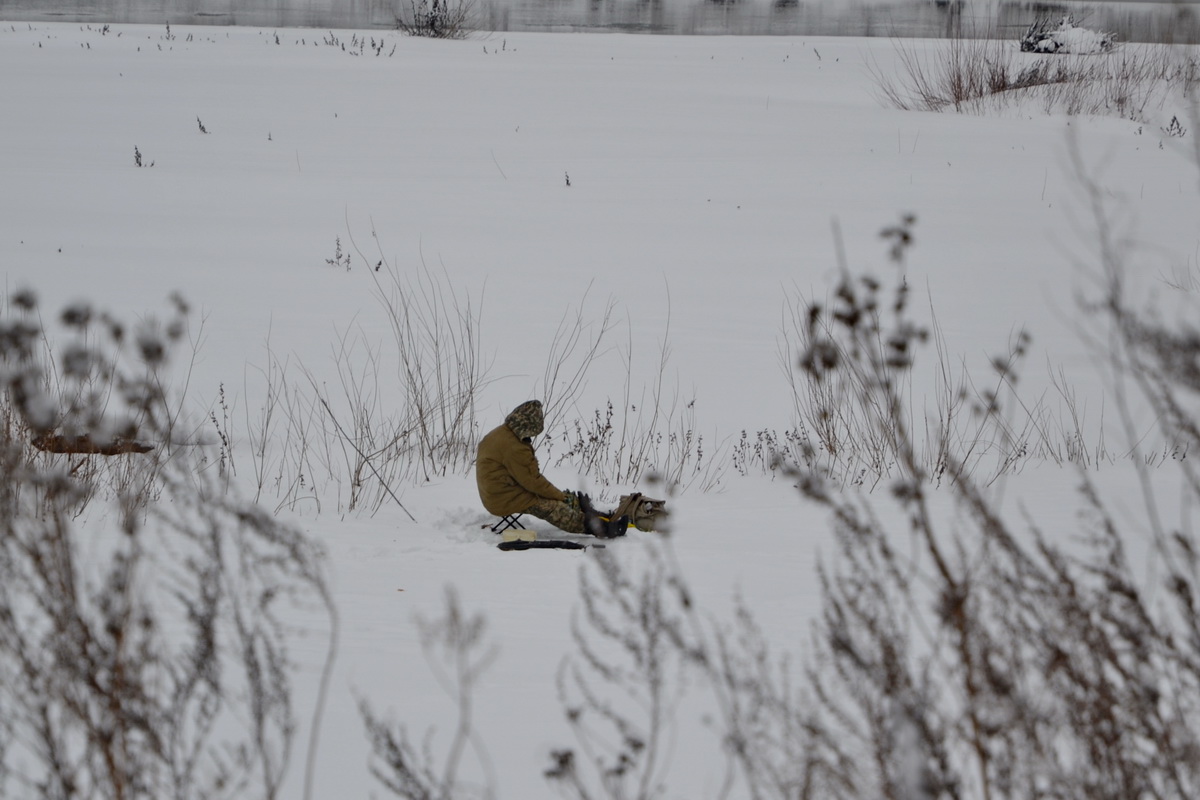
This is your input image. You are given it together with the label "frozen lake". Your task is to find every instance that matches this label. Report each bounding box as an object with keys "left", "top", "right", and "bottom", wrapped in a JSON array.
[{"left": 3, "top": 0, "right": 1199, "bottom": 40}]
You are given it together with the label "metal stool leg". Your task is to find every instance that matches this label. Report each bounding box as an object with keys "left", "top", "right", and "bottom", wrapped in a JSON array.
[{"left": 490, "top": 514, "right": 524, "bottom": 534}]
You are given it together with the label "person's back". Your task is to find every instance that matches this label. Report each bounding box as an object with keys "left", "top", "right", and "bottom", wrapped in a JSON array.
[
  {"left": 476, "top": 400, "right": 566, "bottom": 516},
  {"left": 475, "top": 400, "right": 628, "bottom": 537}
]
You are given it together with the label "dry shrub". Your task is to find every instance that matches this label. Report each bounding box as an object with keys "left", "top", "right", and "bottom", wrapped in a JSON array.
[
  {"left": 550, "top": 160, "right": 1200, "bottom": 797},
  {"left": 871, "top": 34, "right": 1199, "bottom": 122},
  {"left": 396, "top": 0, "right": 476, "bottom": 39},
  {"left": 0, "top": 291, "right": 335, "bottom": 799}
]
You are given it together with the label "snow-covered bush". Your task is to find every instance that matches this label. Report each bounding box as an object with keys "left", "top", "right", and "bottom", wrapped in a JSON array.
[{"left": 1020, "top": 15, "right": 1116, "bottom": 54}]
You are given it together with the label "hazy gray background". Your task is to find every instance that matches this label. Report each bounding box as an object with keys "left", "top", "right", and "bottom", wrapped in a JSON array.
[{"left": 2, "top": 0, "right": 1197, "bottom": 43}]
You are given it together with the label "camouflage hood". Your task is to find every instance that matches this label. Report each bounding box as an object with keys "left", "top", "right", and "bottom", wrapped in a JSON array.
[{"left": 505, "top": 400, "right": 545, "bottom": 440}]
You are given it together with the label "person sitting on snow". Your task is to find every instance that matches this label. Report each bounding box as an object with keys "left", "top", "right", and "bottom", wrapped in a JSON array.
[{"left": 476, "top": 400, "right": 628, "bottom": 538}]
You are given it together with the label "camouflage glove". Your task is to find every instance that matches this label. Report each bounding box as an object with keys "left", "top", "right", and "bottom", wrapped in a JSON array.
[{"left": 564, "top": 490, "right": 581, "bottom": 511}]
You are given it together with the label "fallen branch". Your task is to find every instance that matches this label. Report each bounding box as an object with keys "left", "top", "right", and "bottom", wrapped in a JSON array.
[{"left": 31, "top": 432, "right": 154, "bottom": 456}]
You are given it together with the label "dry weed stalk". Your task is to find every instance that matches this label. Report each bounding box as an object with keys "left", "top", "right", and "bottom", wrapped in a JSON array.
[
  {"left": 548, "top": 525, "right": 847, "bottom": 800},
  {"left": 251, "top": 224, "right": 491, "bottom": 512},
  {"left": 537, "top": 285, "right": 618, "bottom": 439},
  {"left": 360, "top": 587, "right": 498, "bottom": 800},
  {"left": 364, "top": 238, "right": 488, "bottom": 484},
  {"left": 0, "top": 292, "right": 336, "bottom": 799},
  {"left": 783, "top": 217, "right": 1115, "bottom": 488},
  {"left": 552, "top": 140, "right": 1200, "bottom": 796},
  {"left": 546, "top": 305, "right": 719, "bottom": 492}
]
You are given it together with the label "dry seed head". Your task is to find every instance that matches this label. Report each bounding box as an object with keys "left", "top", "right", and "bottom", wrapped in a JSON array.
[
  {"left": 60, "top": 345, "right": 95, "bottom": 378},
  {"left": 60, "top": 303, "right": 93, "bottom": 328},
  {"left": 10, "top": 289, "right": 37, "bottom": 311},
  {"left": 137, "top": 331, "right": 166, "bottom": 365},
  {"left": 169, "top": 291, "right": 190, "bottom": 316},
  {"left": 101, "top": 313, "right": 125, "bottom": 344}
]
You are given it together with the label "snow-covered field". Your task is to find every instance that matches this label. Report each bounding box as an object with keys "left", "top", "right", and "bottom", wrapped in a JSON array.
[{"left": 2, "top": 21, "right": 1199, "bottom": 797}]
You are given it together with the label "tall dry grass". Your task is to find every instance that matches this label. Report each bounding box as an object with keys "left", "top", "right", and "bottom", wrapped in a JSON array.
[{"left": 871, "top": 35, "right": 1199, "bottom": 122}]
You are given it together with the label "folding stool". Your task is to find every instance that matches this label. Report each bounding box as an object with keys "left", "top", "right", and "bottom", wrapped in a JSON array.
[{"left": 490, "top": 513, "right": 525, "bottom": 534}]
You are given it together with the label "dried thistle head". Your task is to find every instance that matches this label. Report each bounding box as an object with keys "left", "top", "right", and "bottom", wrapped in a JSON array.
[
  {"left": 60, "top": 303, "right": 93, "bottom": 329},
  {"left": 136, "top": 330, "right": 166, "bottom": 365},
  {"left": 10, "top": 289, "right": 37, "bottom": 312},
  {"left": 801, "top": 338, "right": 841, "bottom": 381}
]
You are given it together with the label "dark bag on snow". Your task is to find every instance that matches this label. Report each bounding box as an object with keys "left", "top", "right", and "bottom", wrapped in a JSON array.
[{"left": 612, "top": 492, "right": 668, "bottom": 532}]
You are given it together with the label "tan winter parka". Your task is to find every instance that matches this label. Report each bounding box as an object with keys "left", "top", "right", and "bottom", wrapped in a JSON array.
[{"left": 475, "top": 400, "right": 566, "bottom": 515}]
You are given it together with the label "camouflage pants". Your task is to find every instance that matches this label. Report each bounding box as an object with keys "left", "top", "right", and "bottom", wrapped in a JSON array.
[{"left": 523, "top": 497, "right": 585, "bottom": 534}]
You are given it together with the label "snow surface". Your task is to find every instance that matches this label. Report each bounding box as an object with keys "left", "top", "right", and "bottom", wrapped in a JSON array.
[{"left": 1, "top": 21, "right": 1199, "bottom": 798}]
